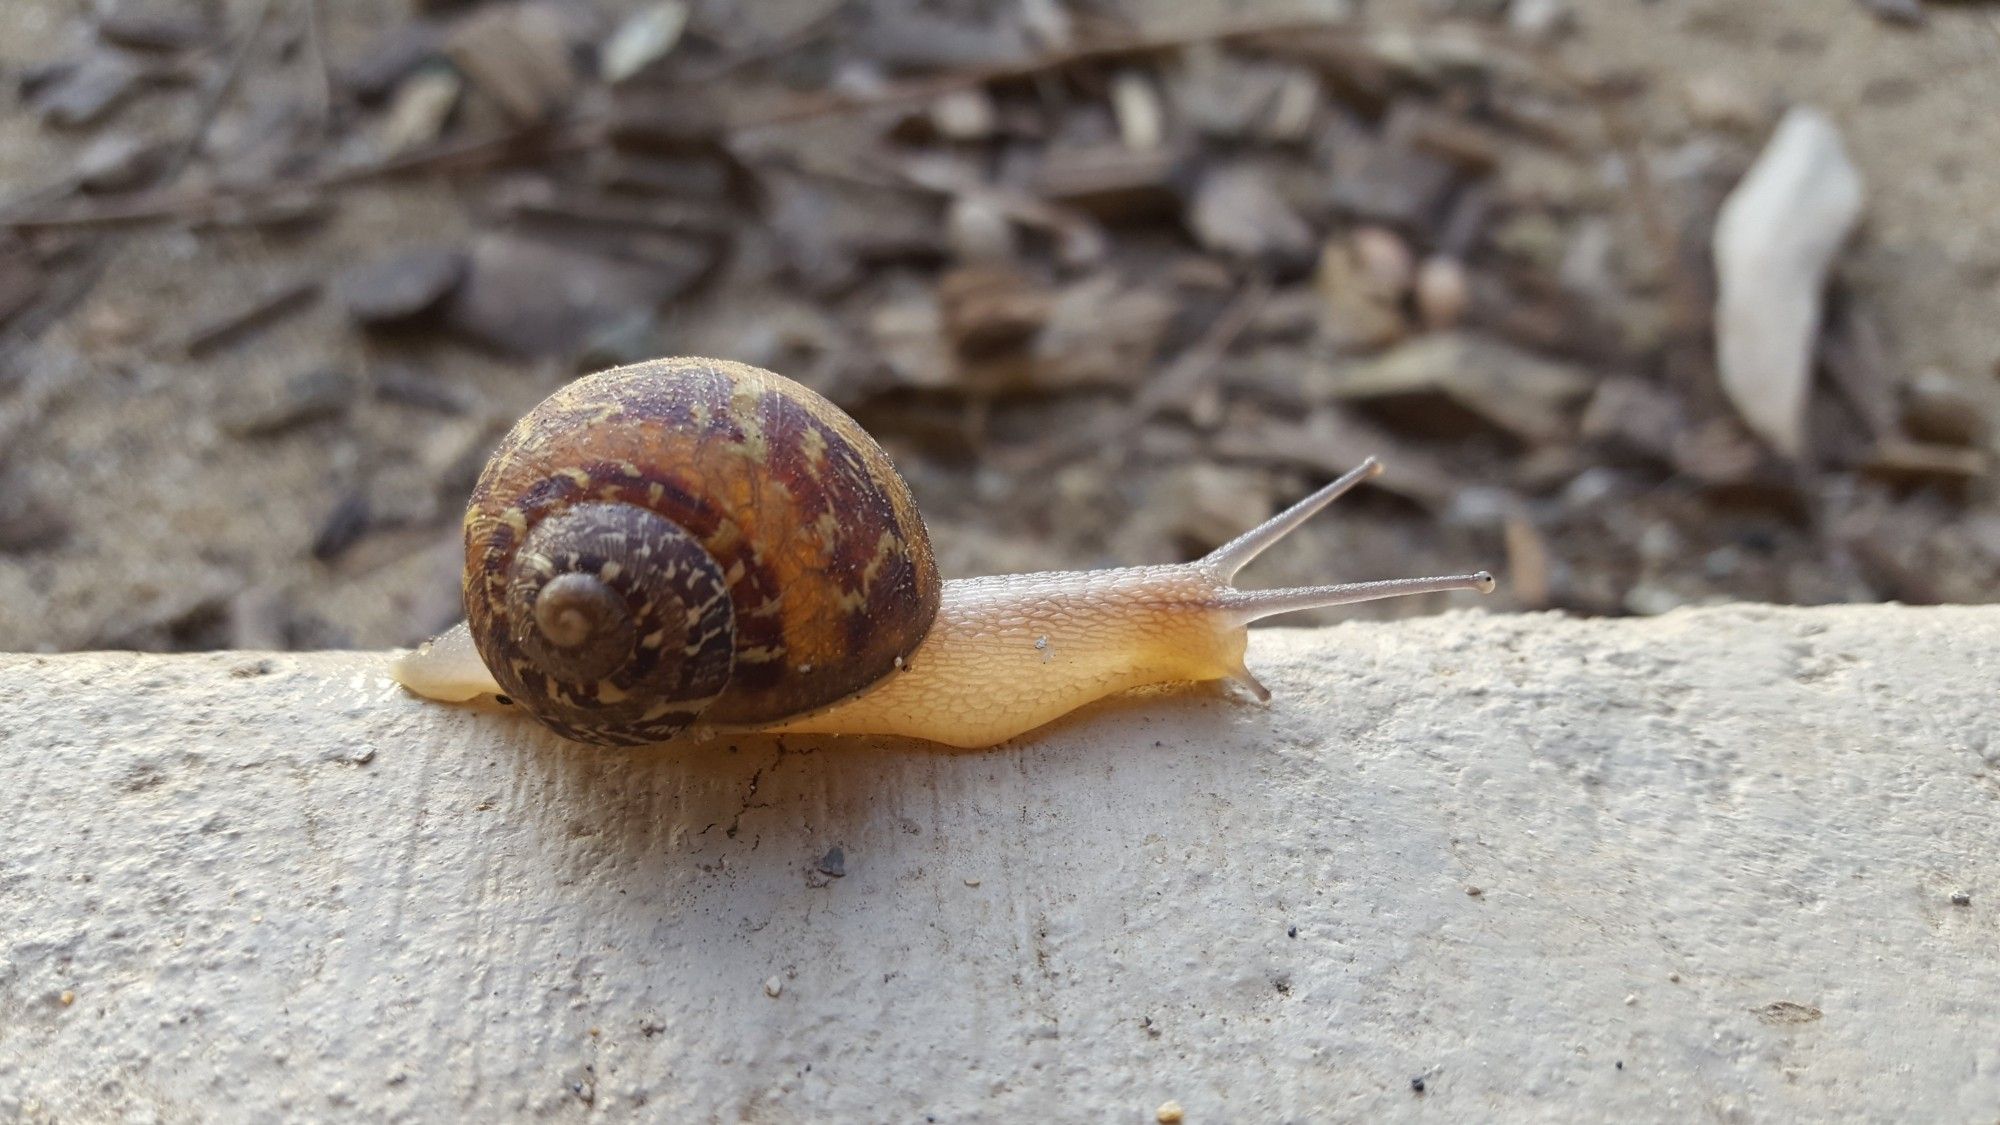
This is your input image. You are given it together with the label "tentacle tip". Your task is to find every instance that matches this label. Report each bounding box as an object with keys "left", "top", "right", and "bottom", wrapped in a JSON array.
[
  {"left": 1473, "top": 571, "right": 1497, "bottom": 595},
  {"left": 1362, "top": 456, "right": 1384, "bottom": 478}
]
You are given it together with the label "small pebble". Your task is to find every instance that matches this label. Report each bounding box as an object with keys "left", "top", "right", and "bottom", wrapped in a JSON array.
[
  {"left": 763, "top": 976, "right": 783, "bottom": 998},
  {"left": 1410, "top": 1076, "right": 1426, "bottom": 1094},
  {"left": 1465, "top": 885, "right": 1483, "bottom": 897},
  {"left": 336, "top": 247, "right": 467, "bottom": 326},
  {"left": 817, "top": 846, "right": 846, "bottom": 878},
  {"left": 964, "top": 877, "right": 981, "bottom": 887},
  {"left": 311, "top": 490, "right": 372, "bottom": 561},
  {"left": 1508, "top": 0, "right": 1575, "bottom": 42},
  {"left": 1624, "top": 994, "right": 1637, "bottom": 1006},
  {"left": 1950, "top": 893, "right": 1971, "bottom": 907},
  {"left": 1352, "top": 226, "right": 1415, "bottom": 299},
  {"left": 1415, "top": 256, "right": 1469, "bottom": 330},
  {"left": 59, "top": 990, "right": 75, "bottom": 1006},
  {"left": 1156, "top": 1100, "right": 1184, "bottom": 1124},
  {"left": 1683, "top": 73, "right": 1768, "bottom": 133}
]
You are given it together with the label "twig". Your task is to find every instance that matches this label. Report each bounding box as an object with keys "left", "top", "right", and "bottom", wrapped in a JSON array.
[
  {"left": 730, "top": 15, "right": 1363, "bottom": 129},
  {"left": 1126, "top": 275, "right": 1270, "bottom": 431},
  {"left": 2, "top": 121, "right": 594, "bottom": 232},
  {"left": 676, "top": 3, "right": 849, "bottom": 85},
  {"left": 164, "top": 0, "right": 278, "bottom": 181},
  {"left": 302, "top": 0, "right": 335, "bottom": 132},
  {"left": 180, "top": 278, "right": 320, "bottom": 357},
  {"left": 1003, "top": 277, "right": 1269, "bottom": 475}
]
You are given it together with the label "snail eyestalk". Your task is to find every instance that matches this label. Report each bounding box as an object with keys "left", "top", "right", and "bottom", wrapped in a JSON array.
[
  {"left": 1202, "top": 456, "right": 1383, "bottom": 580},
  {"left": 1220, "top": 572, "right": 1497, "bottom": 626},
  {"left": 1200, "top": 458, "right": 1498, "bottom": 627}
]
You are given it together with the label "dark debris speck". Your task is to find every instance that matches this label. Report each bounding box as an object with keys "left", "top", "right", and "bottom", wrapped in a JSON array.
[{"left": 817, "top": 845, "right": 846, "bottom": 878}]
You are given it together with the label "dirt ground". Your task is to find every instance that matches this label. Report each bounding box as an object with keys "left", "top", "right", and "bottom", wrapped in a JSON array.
[{"left": 1, "top": 0, "right": 1996, "bottom": 654}]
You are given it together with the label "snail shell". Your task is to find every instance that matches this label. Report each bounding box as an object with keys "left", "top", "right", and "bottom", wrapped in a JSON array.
[{"left": 463, "top": 358, "right": 942, "bottom": 746}]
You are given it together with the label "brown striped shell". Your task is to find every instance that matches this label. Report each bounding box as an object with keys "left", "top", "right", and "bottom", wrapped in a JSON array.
[{"left": 462, "top": 358, "right": 942, "bottom": 746}]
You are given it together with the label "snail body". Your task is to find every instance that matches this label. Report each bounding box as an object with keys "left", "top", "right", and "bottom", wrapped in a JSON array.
[{"left": 393, "top": 357, "right": 1493, "bottom": 748}]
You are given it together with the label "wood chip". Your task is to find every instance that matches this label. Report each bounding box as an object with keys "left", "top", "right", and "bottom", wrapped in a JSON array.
[
  {"left": 181, "top": 280, "right": 320, "bottom": 358},
  {"left": 222, "top": 368, "right": 358, "bottom": 437},
  {"left": 336, "top": 247, "right": 468, "bottom": 326},
  {"left": 0, "top": 470, "right": 68, "bottom": 553},
  {"left": 865, "top": 9, "right": 1031, "bottom": 74},
  {"left": 311, "top": 489, "right": 373, "bottom": 562},
  {"left": 33, "top": 53, "right": 147, "bottom": 128},
  {"left": 938, "top": 266, "right": 1051, "bottom": 357},
  {"left": 1900, "top": 368, "right": 1987, "bottom": 448},
  {"left": 1860, "top": 440, "right": 1986, "bottom": 485},
  {"left": 1189, "top": 166, "right": 1315, "bottom": 264},
  {"left": 0, "top": 254, "right": 44, "bottom": 333},
  {"left": 1036, "top": 144, "right": 1184, "bottom": 222},
  {"left": 373, "top": 364, "right": 472, "bottom": 414},
  {"left": 445, "top": 3, "right": 578, "bottom": 126},
  {"left": 442, "top": 233, "right": 705, "bottom": 357},
  {"left": 1025, "top": 275, "right": 1175, "bottom": 391},
  {"left": 1314, "top": 236, "right": 1408, "bottom": 351},
  {"left": 1580, "top": 376, "right": 1689, "bottom": 463},
  {"left": 1858, "top": 0, "right": 1927, "bottom": 27},
  {"left": 764, "top": 172, "right": 944, "bottom": 294},
  {"left": 1503, "top": 510, "right": 1553, "bottom": 609},
  {"left": 1326, "top": 134, "right": 1460, "bottom": 233},
  {"left": 599, "top": 2, "right": 689, "bottom": 83},
  {"left": 1211, "top": 406, "right": 1459, "bottom": 510},
  {"left": 1329, "top": 332, "right": 1594, "bottom": 445},
  {"left": 1111, "top": 70, "right": 1165, "bottom": 151},
  {"left": 1386, "top": 102, "right": 1505, "bottom": 174},
  {"left": 340, "top": 22, "right": 447, "bottom": 104},
  {"left": 1174, "top": 48, "right": 1296, "bottom": 140},
  {"left": 377, "top": 66, "right": 463, "bottom": 155},
  {"left": 73, "top": 134, "right": 173, "bottom": 194},
  {"left": 97, "top": 10, "right": 215, "bottom": 52}
]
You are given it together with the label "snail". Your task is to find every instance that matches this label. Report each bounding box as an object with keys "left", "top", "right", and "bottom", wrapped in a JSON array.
[{"left": 392, "top": 357, "right": 1494, "bottom": 748}]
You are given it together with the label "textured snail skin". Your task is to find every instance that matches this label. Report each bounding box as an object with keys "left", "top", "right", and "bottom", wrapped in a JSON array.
[
  {"left": 759, "top": 566, "right": 1254, "bottom": 747},
  {"left": 394, "top": 358, "right": 1495, "bottom": 749}
]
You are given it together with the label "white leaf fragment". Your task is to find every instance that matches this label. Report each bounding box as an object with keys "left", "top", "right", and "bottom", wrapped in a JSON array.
[{"left": 1712, "top": 107, "right": 1864, "bottom": 459}]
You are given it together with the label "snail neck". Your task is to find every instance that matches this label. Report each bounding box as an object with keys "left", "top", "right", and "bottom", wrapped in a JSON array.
[{"left": 755, "top": 564, "right": 1252, "bottom": 748}]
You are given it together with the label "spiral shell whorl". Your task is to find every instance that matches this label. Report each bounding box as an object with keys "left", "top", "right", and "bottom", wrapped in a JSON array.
[
  {"left": 494, "top": 502, "right": 735, "bottom": 744},
  {"left": 462, "top": 357, "right": 941, "bottom": 746}
]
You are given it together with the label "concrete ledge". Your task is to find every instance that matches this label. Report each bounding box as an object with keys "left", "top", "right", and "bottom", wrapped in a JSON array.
[{"left": 3, "top": 605, "right": 1998, "bottom": 1121}]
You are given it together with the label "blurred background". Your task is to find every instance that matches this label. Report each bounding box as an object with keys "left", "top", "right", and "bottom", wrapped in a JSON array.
[{"left": 0, "top": 0, "right": 1996, "bottom": 654}]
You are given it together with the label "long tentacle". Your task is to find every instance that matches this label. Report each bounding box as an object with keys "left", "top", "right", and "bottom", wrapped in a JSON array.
[
  {"left": 1198, "top": 457, "right": 1495, "bottom": 627},
  {"left": 1203, "top": 457, "right": 1383, "bottom": 580}
]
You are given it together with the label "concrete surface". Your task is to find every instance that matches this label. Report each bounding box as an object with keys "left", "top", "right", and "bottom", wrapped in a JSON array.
[{"left": 2, "top": 604, "right": 1997, "bottom": 1122}]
